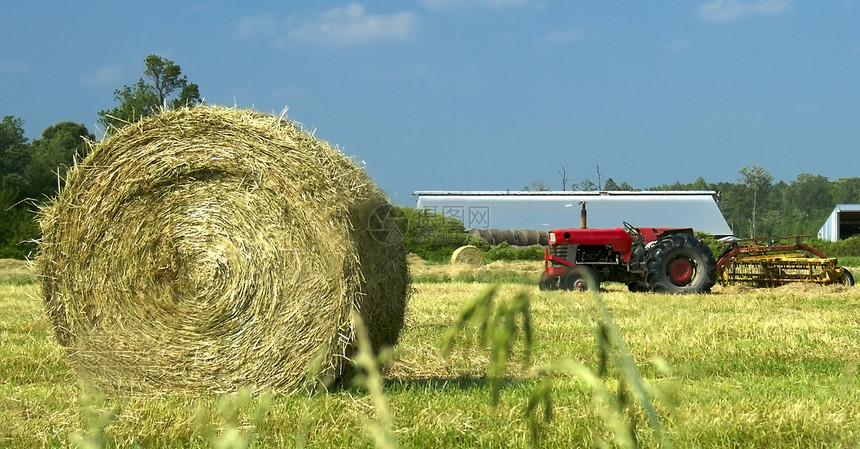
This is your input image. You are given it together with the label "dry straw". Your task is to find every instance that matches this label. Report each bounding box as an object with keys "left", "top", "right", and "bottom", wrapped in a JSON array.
[
  {"left": 450, "top": 245, "right": 484, "bottom": 266},
  {"left": 37, "top": 106, "right": 409, "bottom": 394},
  {"left": 469, "top": 229, "right": 547, "bottom": 246}
]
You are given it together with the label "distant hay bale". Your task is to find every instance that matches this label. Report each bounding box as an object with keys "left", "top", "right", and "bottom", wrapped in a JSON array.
[
  {"left": 36, "top": 106, "right": 409, "bottom": 394},
  {"left": 451, "top": 245, "right": 484, "bottom": 266},
  {"left": 469, "top": 228, "right": 548, "bottom": 246}
]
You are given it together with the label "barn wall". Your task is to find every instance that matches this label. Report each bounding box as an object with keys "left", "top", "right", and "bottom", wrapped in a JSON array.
[
  {"left": 414, "top": 191, "right": 733, "bottom": 236},
  {"left": 818, "top": 205, "right": 860, "bottom": 241}
]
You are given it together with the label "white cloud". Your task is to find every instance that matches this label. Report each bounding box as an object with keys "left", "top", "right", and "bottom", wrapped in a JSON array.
[
  {"left": 418, "top": 0, "right": 528, "bottom": 9},
  {"left": 699, "top": 0, "right": 794, "bottom": 23},
  {"left": 284, "top": 3, "right": 419, "bottom": 46},
  {"left": 234, "top": 13, "right": 277, "bottom": 38},
  {"left": 83, "top": 64, "right": 124, "bottom": 86},
  {"left": 538, "top": 29, "right": 586, "bottom": 45}
]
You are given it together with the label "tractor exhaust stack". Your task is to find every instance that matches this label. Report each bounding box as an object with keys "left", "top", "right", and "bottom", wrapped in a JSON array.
[{"left": 580, "top": 201, "right": 587, "bottom": 229}]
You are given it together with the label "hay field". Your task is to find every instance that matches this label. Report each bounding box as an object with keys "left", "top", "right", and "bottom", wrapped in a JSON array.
[{"left": 2, "top": 258, "right": 860, "bottom": 447}]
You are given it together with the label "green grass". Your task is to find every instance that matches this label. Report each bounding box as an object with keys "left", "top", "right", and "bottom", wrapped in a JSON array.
[
  {"left": 838, "top": 256, "right": 860, "bottom": 267},
  {"left": 0, "top": 259, "right": 35, "bottom": 285},
  {"left": 1, "top": 260, "right": 860, "bottom": 447},
  {"left": 410, "top": 270, "right": 537, "bottom": 285}
]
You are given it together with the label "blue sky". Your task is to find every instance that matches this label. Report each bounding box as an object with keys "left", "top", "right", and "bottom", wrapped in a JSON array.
[{"left": 2, "top": 0, "right": 859, "bottom": 205}]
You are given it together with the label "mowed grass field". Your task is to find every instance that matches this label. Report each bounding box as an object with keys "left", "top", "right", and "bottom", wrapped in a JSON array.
[{"left": 2, "top": 257, "right": 859, "bottom": 448}]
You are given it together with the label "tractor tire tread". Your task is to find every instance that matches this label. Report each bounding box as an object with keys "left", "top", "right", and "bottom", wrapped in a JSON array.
[{"left": 645, "top": 233, "right": 717, "bottom": 294}]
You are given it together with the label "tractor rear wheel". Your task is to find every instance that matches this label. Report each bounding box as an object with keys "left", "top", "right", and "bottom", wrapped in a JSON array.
[
  {"left": 840, "top": 268, "right": 855, "bottom": 286},
  {"left": 645, "top": 233, "right": 716, "bottom": 294},
  {"left": 561, "top": 265, "right": 599, "bottom": 292}
]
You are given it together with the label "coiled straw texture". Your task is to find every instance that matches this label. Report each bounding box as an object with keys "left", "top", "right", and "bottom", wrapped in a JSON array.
[{"left": 37, "top": 106, "right": 409, "bottom": 394}]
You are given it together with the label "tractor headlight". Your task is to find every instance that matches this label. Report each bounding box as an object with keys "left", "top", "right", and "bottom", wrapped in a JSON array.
[{"left": 548, "top": 232, "right": 556, "bottom": 244}]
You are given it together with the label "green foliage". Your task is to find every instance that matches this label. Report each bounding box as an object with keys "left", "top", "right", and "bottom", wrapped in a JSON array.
[
  {"left": 397, "top": 206, "right": 488, "bottom": 262},
  {"left": 27, "top": 121, "right": 93, "bottom": 199},
  {"left": 0, "top": 202, "right": 38, "bottom": 259},
  {"left": 640, "top": 166, "right": 860, "bottom": 239},
  {"left": 0, "top": 117, "right": 92, "bottom": 259},
  {"left": 395, "top": 207, "right": 544, "bottom": 263},
  {"left": 0, "top": 115, "right": 28, "bottom": 191},
  {"left": 98, "top": 55, "right": 201, "bottom": 131},
  {"left": 833, "top": 177, "right": 860, "bottom": 204},
  {"left": 603, "top": 177, "right": 637, "bottom": 191},
  {"left": 484, "top": 242, "right": 545, "bottom": 262},
  {"left": 839, "top": 256, "right": 860, "bottom": 267},
  {"left": 695, "top": 232, "right": 724, "bottom": 260},
  {"left": 805, "top": 235, "right": 860, "bottom": 257}
]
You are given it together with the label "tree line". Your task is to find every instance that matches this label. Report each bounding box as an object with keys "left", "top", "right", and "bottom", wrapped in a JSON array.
[
  {"left": 649, "top": 166, "right": 859, "bottom": 239},
  {"left": 1, "top": 55, "right": 199, "bottom": 258},
  {"left": 530, "top": 165, "right": 860, "bottom": 240},
  {"left": 2, "top": 55, "right": 858, "bottom": 258}
]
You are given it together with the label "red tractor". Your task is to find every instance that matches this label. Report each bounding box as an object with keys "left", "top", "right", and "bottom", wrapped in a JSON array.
[{"left": 539, "top": 206, "right": 717, "bottom": 294}]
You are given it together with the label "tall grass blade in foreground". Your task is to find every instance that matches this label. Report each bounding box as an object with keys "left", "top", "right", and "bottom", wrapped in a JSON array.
[
  {"left": 442, "top": 285, "right": 534, "bottom": 405},
  {"left": 193, "top": 388, "right": 272, "bottom": 449},
  {"left": 443, "top": 278, "right": 673, "bottom": 448},
  {"left": 69, "top": 391, "right": 119, "bottom": 449},
  {"left": 351, "top": 311, "right": 399, "bottom": 449},
  {"left": 538, "top": 269, "right": 674, "bottom": 449}
]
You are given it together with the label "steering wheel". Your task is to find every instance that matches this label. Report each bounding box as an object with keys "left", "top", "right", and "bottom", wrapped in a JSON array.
[{"left": 623, "top": 221, "right": 641, "bottom": 236}]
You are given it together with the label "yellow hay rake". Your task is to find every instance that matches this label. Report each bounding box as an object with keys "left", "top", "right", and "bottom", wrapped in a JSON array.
[{"left": 716, "top": 236, "right": 854, "bottom": 287}]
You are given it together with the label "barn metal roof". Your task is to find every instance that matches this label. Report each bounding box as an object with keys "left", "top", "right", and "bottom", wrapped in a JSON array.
[
  {"left": 413, "top": 190, "right": 733, "bottom": 236},
  {"left": 413, "top": 190, "right": 719, "bottom": 197}
]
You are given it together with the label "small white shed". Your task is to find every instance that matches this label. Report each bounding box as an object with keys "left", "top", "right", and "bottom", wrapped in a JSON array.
[
  {"left": 414, "top": 190, "right": 733, "bottom": 236},
  {"left": 817, "top": 204, "right": 860, "bottom": 241}
]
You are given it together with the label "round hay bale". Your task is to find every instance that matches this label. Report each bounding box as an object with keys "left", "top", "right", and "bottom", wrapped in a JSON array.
[
  {"left": 508, "top": 229, "right": 529, "bottom": 246},
  {"left": 473, "top": 228, "right": 495, "bottom": 245},
  {"left": 451, "top": 245, "right": 484, "bottom": 266},
  {"left": 36, "top": 106, "right": 409, "bottom": 394},
  {"left": 468, "top": 228, "right": 488, "bottom": 244}
]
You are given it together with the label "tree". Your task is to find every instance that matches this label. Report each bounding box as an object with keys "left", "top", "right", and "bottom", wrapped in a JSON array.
[
  {"left": 99, "top": 55, "right": 201, "bottom": 130},
  {"left": 557, "top": 166, "right": 568, "bottom": 191},
  {"left": 784, "top": 173, "right": 832, "bottom": 235},
  {"left": 649, "top": 177, "right": 711, "bottom": 191},
  {"left": 577, "top": 178, "right": 599, "bottom": 191},
  {"left": 690, "top": 177, "right": 710, "bottom": 191},
  {"left": 603, "top": 178, "right": 620, "bottom": 191},
  {"left": 0, "top": 116, "right": 34, "bottom": 258},
  {"left": 0, "top": 119, "right": 93, "bottom": 258},
  {"left": 531, "top": 179, "right": 550, "bottom": 191},
  {"left": 0, "top": 115, "right": 28, "bottom": 187},
  {"left": 739, "top": 166, "right": 773, "bottom": 238},
  {"left": 0, "top": 115, "right": 27, "bottom": 153},
  {"left": 27, "top": 122, "right": 94, "bottom": 200},
  {"left": 833, "top": 177, "right": 860, "bottom": 204}
]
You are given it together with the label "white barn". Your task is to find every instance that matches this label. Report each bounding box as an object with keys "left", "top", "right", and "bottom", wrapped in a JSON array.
[
  {"left": 414, "top": 190, "right": 733, "bottom": 236},
  {"left": 817, "top": 204, "right": 860, "bottom": 242}
]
